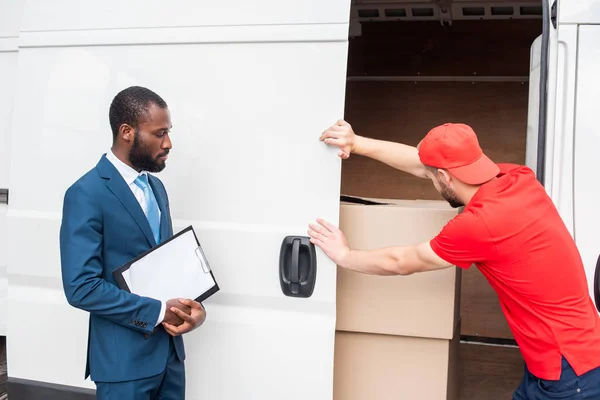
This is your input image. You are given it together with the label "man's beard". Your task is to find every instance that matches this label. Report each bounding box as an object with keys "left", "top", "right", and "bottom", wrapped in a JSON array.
[
  {"left": 129, "top": 131, "right": 168, "bottom": 173},
  {"left": 440, "top": 182, "right": 464, "bottom": 208}
]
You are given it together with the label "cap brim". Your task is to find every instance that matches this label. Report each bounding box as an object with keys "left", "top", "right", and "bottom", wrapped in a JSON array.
[{"left": 446, "top": 154, "right": 500, "bottom": 185}]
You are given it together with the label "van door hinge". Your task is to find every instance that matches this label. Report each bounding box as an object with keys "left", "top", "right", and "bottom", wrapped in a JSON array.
[{"left": 551, "top": 1, "right": 557, "bottom": 29}]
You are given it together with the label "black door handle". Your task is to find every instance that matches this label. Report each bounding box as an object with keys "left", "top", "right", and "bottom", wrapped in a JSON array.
[{"left": 279, "top": 236, "right": 317, "bottom": 298}]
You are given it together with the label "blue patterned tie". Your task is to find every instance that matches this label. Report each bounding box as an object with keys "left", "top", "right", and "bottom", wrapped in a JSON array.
[{"left": 134, "top": 174, "right": 161, "bottom": 244}]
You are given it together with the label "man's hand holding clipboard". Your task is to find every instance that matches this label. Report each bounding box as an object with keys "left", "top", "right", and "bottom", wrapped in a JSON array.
[
  {"left": 113, "top": 225, "right": 220, "bottom": 337},
  {"left": 162, "top": 298, "right": 207, "bottom": 336}
]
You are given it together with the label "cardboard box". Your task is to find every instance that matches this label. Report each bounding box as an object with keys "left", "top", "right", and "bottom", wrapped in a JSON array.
[
  {"left": 333, "top": 322, "right": 460, "bottom": 400},
  {"left": 336, "top": 197, "right": 461, "bottom": 339}
]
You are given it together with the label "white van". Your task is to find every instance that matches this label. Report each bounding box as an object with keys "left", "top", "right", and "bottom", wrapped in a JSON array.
[{"left": 1, "top": 0, "right": 599, "bottom": 399}]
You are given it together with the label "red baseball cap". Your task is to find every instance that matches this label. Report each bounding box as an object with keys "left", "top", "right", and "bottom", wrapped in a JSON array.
[{"left": 418, "top": 123, "right": 499, "bottom": 185}]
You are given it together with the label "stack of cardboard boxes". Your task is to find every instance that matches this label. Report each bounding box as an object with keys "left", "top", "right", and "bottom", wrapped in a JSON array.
[{"left": 333, "top": 197, "right": 461, "bottom": 400}]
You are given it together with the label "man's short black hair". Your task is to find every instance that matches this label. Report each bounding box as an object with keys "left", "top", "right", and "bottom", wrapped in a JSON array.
[{"left": 109, "top": 86, "right": 168, "bottom": 141}]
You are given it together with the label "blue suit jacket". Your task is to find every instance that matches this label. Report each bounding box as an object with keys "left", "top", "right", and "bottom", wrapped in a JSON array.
[{"left": 60, "top": 155, "right": 185, "bottom": 383}]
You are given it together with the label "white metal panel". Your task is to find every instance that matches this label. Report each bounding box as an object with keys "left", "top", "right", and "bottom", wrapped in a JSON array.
[
  {"left": 547, "top": 25, "right": 577, "bottom": 236},
  {"left": 7, "top": 23, "right": 346, "bottom": 400},
  {"left": 18, "top": 24, "right": 348, "bottom": 49},
  {"left": 573, "top": 25, "right": 600, "bottom": 303},
  {"left": 19, "top": 0, "right": 350, "bottom": 32},
  {"left": 560, "top": 0, "right": 600, "bottom": 25},
  {"left": 526, "top": 0, "right": 573, "bottom": 236},
  {"left": 0, "top": 0, "right": 23, "bottom": 338},
  {"left": 0, "top": 0, "right": 23, "bottom": 38},
  {"left": 0, "top": 0, "right": 21, "bottom": 191},
  {"left": 0, "top": 51, "right": 17, "bottom": 193},
  {"left": 525, "top": 35, "right": 541, "bottom": 173},
  {"left": 538, "top": 0, "right": 575, "bottom": 236}
]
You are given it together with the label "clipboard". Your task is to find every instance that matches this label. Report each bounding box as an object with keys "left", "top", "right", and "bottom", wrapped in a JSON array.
[{"left": 113, "top": 225, "right": 219, "bottom": 334}]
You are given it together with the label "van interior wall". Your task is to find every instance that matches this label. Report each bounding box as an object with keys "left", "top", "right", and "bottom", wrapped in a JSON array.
[{"left": 342, "top": 20, "right": 542, "bottom": 341}]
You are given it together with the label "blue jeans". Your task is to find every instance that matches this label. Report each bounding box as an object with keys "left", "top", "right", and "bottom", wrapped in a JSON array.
[{"left": 513, "top": 357, "right": 600, "bottom": 399}]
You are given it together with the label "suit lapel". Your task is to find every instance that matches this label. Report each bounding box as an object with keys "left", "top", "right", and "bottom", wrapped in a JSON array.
[
  {"left": 149, "top": 175, "right": 171, "bottom": 242},
  {"left": 96, "top": 155, "right": 156, "bottom": 247}
]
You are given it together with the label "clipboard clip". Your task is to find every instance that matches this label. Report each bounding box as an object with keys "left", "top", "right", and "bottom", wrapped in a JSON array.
[{"left": 195, "top": 246, "right": 212, "bottom": 274}]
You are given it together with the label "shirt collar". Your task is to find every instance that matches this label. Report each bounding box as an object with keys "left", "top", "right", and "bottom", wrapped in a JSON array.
[
  {"left": 465, "top": 164, "right": 513, "bottom": 209},
  {"left": 105, "top": 149, "right": 147, "bottom": 186}
]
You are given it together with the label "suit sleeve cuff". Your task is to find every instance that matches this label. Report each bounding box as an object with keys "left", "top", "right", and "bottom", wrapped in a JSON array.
[{"left": 155, "top": 301, "right": 167, "bottom": 327}]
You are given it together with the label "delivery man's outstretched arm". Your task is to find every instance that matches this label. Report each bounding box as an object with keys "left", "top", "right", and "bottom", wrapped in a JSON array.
[
  {"left": 308, "top": 206, "right": 490, "bottom": 275},
  {"left": 320, "top": 120, "right": 428, "bottom": 179},
  {"left": 307, "top": 219, "right": 452, "bottom": 276}
]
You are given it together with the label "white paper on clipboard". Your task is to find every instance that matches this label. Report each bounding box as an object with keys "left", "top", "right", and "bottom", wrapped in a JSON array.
[{"left": 120, "top": 228, "right": 216, "bottom": 303}]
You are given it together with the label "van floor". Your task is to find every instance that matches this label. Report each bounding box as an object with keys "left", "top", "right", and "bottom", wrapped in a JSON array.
[{"left": 459, "top": 341, "right": 523, "bottom": 400}]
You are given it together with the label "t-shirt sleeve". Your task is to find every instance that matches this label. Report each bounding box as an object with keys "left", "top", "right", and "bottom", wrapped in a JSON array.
[{"left": 430, "top": 211, "right": 496, "bottom": 269}]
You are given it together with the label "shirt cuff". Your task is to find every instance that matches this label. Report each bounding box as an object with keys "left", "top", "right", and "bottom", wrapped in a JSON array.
[{"left": 155, "top": 301, "right": 167, "bottom": 327}]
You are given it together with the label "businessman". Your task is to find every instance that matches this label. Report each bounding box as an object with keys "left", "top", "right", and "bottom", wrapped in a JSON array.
[
  {"left": 309, "top": 120, "right": 600, "bottom": 399},
  {"left": 60, "top": 86, "right": 205, "bottom": 399}
]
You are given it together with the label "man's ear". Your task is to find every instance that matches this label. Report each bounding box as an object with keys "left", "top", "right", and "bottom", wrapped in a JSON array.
[
  {"left": 437, "top": 169, "right": 452, "bottom": 186},
  {"left": 119, "top": 124, "right": 135, "bottom": 142}
]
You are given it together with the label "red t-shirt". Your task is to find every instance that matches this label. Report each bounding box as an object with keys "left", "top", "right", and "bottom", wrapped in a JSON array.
[{"left": 431, "top": 163, "right": 600, "bottom": 380}]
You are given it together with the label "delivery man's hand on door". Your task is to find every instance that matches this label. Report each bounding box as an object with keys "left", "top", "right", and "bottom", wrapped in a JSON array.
[
  {"left": 308, "top": 219, "right": 350, "bottom": 265},
  {"left": 320, "top": 119, "right": 355, "bottom": 159}
]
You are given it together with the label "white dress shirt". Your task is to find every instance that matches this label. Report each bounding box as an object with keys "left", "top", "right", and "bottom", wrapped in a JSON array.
[{"left": 106, "top": 149, "right": 166, "bottom": 327}]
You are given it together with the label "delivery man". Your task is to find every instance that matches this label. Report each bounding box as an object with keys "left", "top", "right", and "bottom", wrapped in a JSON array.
[{"left": 308, "top": 120, "right": 600, "bottom": 399}]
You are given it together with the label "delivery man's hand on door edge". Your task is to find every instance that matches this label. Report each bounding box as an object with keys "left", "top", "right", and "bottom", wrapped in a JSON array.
[{"left": 320, "top": 119, "right": 355, "bottom": 159}]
